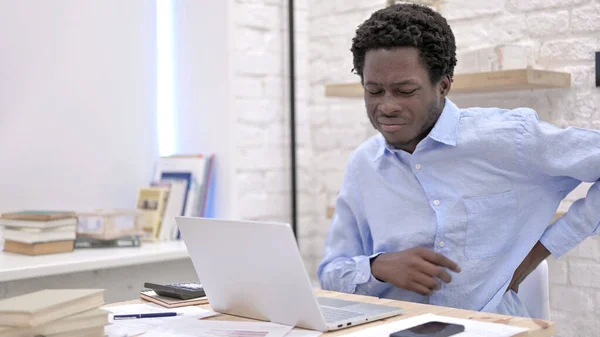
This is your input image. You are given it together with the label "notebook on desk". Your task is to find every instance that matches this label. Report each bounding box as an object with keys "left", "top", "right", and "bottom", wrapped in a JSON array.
[
  {"left": 175, "top": 217, "right": 405, "bottom": 332},
  {"left": 0, "top": 308, "right": 109, "bottom": 337},
  {"left": 140, "top": 289, "right": 208, "bottom": 308},
  {"left": 0, "top": 289, "right": 105, "bottom": 328}
]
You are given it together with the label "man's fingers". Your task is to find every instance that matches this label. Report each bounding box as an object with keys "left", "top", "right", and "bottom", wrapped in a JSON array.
[
  {"left": 412, "top": 272, "right": 441, "bottom": 292},
  {"left": 409, "top": 282, "right": 434, "bottom": 296},
  {"left": 420, "top": 249, "right": 461, "bottom": 272},
  {"left": 436, "top": 267, "right": 453, "bottom": 284},
  {"left": 419, "top": 261, "right": 453, "bottom": 283}
]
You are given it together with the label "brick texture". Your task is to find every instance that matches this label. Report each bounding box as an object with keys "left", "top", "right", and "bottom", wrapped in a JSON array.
[
  {"left": 526, "top": 10, "right": 570, "bottom": 37},
  {"left": 571, "top": 3, "right": 600, "bottom": 33},
  {"left": 441, "top": 0, "right": 505, "bottom": 20},
  {"left": 506, "top": 0, "right": 591, "bottom": 12},
  {"left": 232, "top": 0, "right": 319, "bottom": 280},
  {"left": 232, "top": 0, "right": 289, "bottom": 223}
]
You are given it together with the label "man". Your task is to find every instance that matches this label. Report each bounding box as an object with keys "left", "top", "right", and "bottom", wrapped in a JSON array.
[{"left": 317, "top": 3, "right": 600, "bottom": 318}]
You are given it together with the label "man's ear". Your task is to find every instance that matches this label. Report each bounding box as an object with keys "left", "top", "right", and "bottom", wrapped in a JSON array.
[{"left": 439, "top": 75, "right": 451, "bottom": 97}]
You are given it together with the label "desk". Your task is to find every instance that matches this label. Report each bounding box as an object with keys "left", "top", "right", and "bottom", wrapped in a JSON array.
[
  {"left": 0, "top": 241, "right": 197, "bottom": 302},
  {"left": 113, "top": 289, "right": 556, "bottom": 337}
]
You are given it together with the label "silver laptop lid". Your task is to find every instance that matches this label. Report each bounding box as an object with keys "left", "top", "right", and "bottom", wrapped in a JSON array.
[{"left": 176, "top": 217, "right": 328, "bottom": 331}]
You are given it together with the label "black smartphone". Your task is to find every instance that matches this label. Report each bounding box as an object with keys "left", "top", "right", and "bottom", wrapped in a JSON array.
[{"left": 389, "top": 321, "right": 465, "bottom": 337}]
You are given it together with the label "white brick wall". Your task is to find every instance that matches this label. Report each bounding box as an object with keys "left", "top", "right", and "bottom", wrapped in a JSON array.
[
  {"left": 572, "top": 3, "right": 600, "bottom": 33},
  {"left": 232, "top": 0, "right": 290, "bottom": 225},
  {"left": 303, "top": 1, "right": 600, "bottom": 336},
  {"left": 231, "top": 0, "right": 320, "bottom": 281}
]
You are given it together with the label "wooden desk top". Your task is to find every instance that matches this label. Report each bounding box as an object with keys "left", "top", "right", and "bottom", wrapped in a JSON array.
[{"left": 111, "top": 289, "right": 555, "bottom": 337}]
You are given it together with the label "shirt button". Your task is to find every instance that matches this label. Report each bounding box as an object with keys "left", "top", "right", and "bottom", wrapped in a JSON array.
[
  {"left": 415, "top": 164, "right": 422, "bottom": 170},
  {"left": 434, "top": 200, "right": 441, "bottom": 206},
  {"left": 439, "top": 241, "right": 446, "bottom": 248}
]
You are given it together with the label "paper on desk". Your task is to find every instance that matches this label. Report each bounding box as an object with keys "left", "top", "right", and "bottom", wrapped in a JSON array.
[
  {"left": 142, "top": 320, "right": 294, "bottom": 337},
  {"left": 284, "top": 329, "right": 322, "bottom": 337},
  {"left": 103, "top": 303, "right": 215, "bottom": 317},
  {"left": 337, "top": 313, "right": 528, "bottom": 337},
  {"left": 101, "top": 303, "right": 218, "bottom": 337}
]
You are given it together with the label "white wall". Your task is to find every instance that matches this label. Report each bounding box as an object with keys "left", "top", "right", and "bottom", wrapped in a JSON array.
[
  {"left": 171, "top": 0, "right": 237, "bottom": 219},
  {"left": 0, "top": 0, "right": 158, "bottom": 213}
]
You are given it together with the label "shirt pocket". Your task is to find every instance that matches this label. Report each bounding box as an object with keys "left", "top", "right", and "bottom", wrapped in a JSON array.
[{"left": 462, "top": 190, "right": 517, "bottom": 260}]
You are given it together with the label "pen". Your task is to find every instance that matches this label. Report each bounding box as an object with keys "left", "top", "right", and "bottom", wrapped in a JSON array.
[{"left": 113, "top": 312, "right": 178, "bottom": 320}]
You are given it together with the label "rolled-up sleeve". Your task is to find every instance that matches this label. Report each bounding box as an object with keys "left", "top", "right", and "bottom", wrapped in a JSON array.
[{"left": 317, "top": 155, "right": 390, "bottom": 297}]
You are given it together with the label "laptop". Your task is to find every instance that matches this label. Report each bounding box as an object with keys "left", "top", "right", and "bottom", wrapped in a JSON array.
[{"left": 175, "top": 217, "right": 404, "bottom": 332}]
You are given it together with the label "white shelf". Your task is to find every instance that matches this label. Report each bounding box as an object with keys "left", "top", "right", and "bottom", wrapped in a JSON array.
[{"left": 0, "top": 241, "right": 189, "bottom": 282}]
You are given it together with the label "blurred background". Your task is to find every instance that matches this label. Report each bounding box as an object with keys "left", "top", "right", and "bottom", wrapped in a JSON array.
[{"left": 0, "top": 1, "right": 599, "bottom": 336}]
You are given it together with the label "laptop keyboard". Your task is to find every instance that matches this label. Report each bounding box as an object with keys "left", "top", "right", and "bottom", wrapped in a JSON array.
[
  {"left": 317, "top": 297, "right": 358, "bottom": 308},
  {"left": 320, "top": 306, "right": 364, "bottom": 323}
]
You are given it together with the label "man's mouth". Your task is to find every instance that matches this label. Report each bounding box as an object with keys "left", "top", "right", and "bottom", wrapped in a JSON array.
[{"left": 379, "top": 123, "right": 407, "bottom": 132}]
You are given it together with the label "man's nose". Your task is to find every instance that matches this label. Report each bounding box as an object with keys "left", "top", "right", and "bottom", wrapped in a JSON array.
[{"left": 380, "top": 99, "right": 400, "bottom": 116}]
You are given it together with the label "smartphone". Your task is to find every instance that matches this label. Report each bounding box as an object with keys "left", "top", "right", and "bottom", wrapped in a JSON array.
[{"left": 389, "top": 321, "right": 465, "bottom": 337}]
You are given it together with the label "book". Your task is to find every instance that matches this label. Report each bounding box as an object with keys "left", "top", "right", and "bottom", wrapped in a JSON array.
[
  {"left": 3, "top": 225, "right": 76, "bottom": 244},
  {"left": 46, "top": 326, "right": 105, "bottom": 337},
  {"left": 0, "top": 211, "right": 76, "bottom": 221},
  {"left": 0, "top": 218, "right": 77, "bottom": 229},
  {"left": 136, "top": 187, "right": 169, "bottom": 240},
  {"left": 140, "top": 289, "right": 208, "bottom": 308},
  {"left": 153, "top": 154, "right": 215, "bottom": 218},
  {"left": 0, "top": 308, "right": 109, "bottom": 337},
  {"left": 3, "top": 240, "right": 74, "bottom": 255},
  {"left": 158, "top": 171, "right": 192, "bottom": 216},
  {"left": 74, "top": 235, "right": 141, "bottom": 249},
  {"left": 152, "top": 179, "right": 188, "bottom": 240},
  {"left": 0, "top": 289, "right": 105, "bottom": 328}
]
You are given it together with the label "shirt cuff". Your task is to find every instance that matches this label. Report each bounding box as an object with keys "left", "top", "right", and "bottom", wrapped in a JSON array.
[
  {"left": 352, "top": 253, "right": 387, "bottom": 286},
  {"left": 539, "top": 217, "right": 585, "bottom": 258}
]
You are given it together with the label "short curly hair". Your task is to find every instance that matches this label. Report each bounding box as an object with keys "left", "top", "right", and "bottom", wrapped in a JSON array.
[{"left": 351, "top": 3, "right": 457, "bottom": 84}]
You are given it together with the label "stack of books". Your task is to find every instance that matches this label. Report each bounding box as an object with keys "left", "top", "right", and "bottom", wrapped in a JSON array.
[
  {"left": 0, "top": 211, "right": 78, "bottom": 255},
  {"left": 140, "top": 289, "right": 208, "bottom": 308},
  {"left": 0, "top": 289, "right": 108, "bottom": 337}
]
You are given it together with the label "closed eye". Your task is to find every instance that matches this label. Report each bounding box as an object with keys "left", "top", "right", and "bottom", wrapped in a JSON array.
[
  {"left": 366, "top": 90, "right": 383, "bottom": 95},
  {"left": 398, "top": 89, "right": 417, "bottom": 95}
]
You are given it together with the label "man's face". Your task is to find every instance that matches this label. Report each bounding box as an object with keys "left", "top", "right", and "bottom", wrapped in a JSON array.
[{"left": 362, "top": 47, "right": 447, "bottom": 153}]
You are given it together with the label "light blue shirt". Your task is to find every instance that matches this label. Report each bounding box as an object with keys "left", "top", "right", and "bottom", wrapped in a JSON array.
[{"left": 317, "top": 98, "right": 600, "bottom": 317}]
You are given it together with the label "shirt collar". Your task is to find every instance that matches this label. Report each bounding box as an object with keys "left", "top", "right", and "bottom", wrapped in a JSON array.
[
  {"left": 373, "top": 98, "right": 461, "bottom": 162},
  {"left": 373, "top": 136, "right": 393, "bottom": 162},
  {"left": 427, "top": 98, "right": 461, "bottom": 147}
]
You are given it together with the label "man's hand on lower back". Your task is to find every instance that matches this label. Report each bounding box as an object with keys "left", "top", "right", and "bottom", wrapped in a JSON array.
[
  {"left": 509, "top": 241, "right": 551, "bottom": 293},
  {"left": 370, "top": 247, "right": 461, "bottom": 296}
]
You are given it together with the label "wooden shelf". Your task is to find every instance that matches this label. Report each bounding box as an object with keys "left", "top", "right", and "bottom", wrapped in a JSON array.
[{"left": 324, "top": 69, "right": 571, "bottom": 97}]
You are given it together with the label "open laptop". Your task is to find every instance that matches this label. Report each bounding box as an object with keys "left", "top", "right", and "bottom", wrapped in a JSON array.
[{"left": 175, "top": 217, "right": 404, "bottom": 332}]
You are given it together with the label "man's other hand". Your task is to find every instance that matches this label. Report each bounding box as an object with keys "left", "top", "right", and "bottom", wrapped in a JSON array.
[
  {"left": 509, "top": 241, "right": 551, "bottom": 293},
  {"left": 370, "top": 247, "right": 461, "bottom": 296}
]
